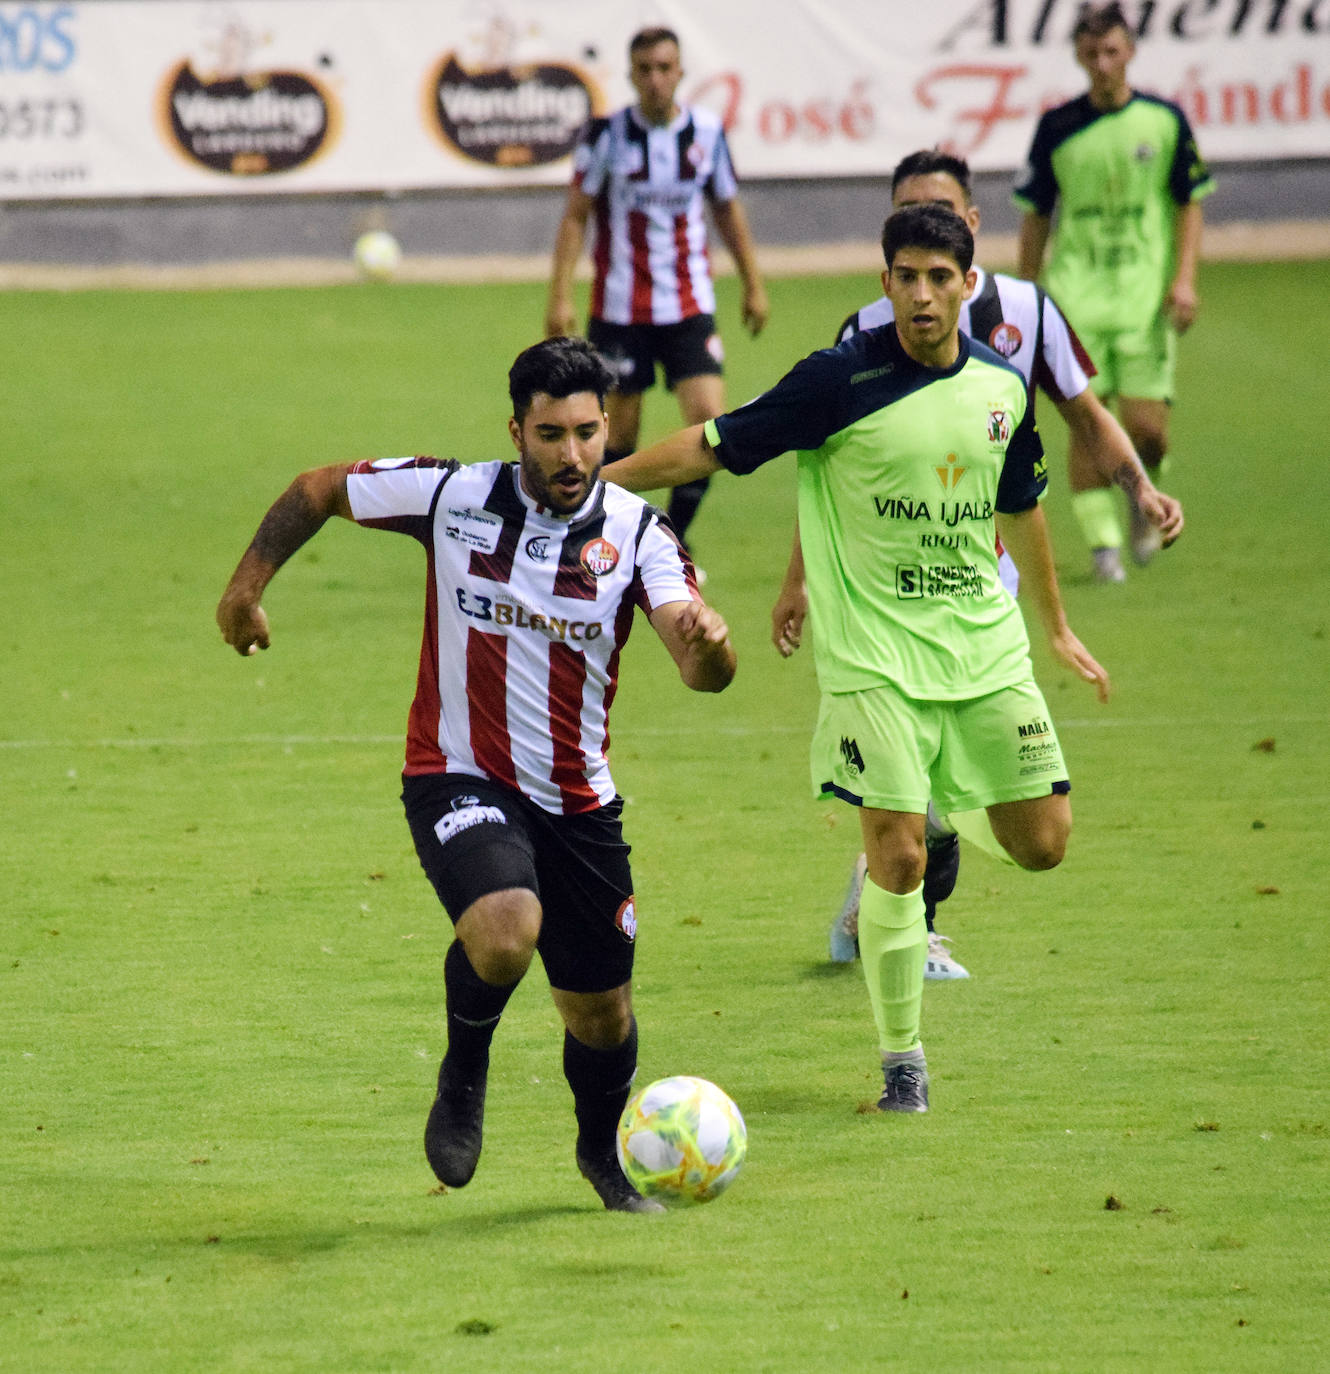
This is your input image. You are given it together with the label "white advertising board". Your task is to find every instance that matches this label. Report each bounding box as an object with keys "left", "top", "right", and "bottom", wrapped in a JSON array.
[{"left": 1, "top": 0, "right": 1326, "bottom": 199}]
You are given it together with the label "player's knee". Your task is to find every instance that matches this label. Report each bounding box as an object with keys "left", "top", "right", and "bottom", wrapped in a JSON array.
[
  {"left": 565, "top": 996, "right": 633, "bottom": 1050},
  {"left": 1009, "top": 829, "right": 1068, "bottom": 872},
  {"left": 873, "top": 847, "right": 927, "bottom": 894},
  {"left": 461, "top": 890, "right": 541, "bottom": 983},
  {"left": 1132, "top": 429, "right": 1167, "bottom": 469}
]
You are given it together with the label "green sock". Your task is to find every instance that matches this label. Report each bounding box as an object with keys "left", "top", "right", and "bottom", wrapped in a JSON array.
[
  {"left": 857, "top": 878, "right": 927, "bottom": 1054},
  {"left": 939, "top": 807, "right": 1017, "bottom": 868},
  {"left": 1072, "top": 488, "right": 1123, "bottom": 550}
]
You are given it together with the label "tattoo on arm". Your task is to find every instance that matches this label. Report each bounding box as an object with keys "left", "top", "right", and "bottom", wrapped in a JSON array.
[
  {"left": 250, "top": 481, "right": 324, "bottom": 568},
  {"left": 1110, "top": 461, "right": 1142, "bottom": 497}
]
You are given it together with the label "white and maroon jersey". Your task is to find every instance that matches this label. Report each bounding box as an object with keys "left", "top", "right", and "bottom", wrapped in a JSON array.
[
  {"left": 573, "top": 103, "right": 740, "bottom": 326},
  {"left": 836, "top": 268, "right": 1097, "bottom": 596},
  {"left": 837, "top": 268, "right": 1096, "bottom": 405},
  {"left": 346, "top": 458, "right": 699, "bottom": 816}
]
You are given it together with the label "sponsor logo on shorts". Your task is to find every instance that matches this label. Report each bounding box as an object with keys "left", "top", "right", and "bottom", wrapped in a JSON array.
[
  {"left": 989, "top": 322, "right": 1023, "bottom": 357},
  {"left": 433, "top": 802, "right": 507, "bottom": 846},
  {"left": 706, "top": 332, "right": 725, "bottom": 365},
  {"left": 615, "top": 896, "right": 638, "bottom": 941},
  {"left": 580, "top": 537, "right": 619, "bottom": 577},
  {"left": 1017, "top": 718, "right": 1052, "bottom": 739},
  {"left": 839, "top": 736, "right": 865, "bottom": 776}
]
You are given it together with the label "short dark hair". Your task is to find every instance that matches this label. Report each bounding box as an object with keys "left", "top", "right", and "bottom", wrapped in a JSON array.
[
  {"left": 881, "top": 203, "right": 974, "bottom": 273},
  {"left": 891, "top": 149, "right": 973, "bottom": 201},
  {"left": 1072, "top": 2, "right": 1132, "bottom": 40},
  {"left": 508, "top": 337, "right": 616, "bottom": 423},
  {"left": 629, "top": 26, "right": 680, "bottom": 57}
]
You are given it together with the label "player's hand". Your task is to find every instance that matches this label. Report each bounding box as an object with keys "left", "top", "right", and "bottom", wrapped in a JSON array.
[
  {"left": 676, "top": 600, "right": 731, "bottom": 648},
  {"left": 1165, "top": 279, "right": 1199, "bottom": 333},
  {"left": 1049, "top": 627, "right": 1110, "bottom": 704},
  {"left": 1136, "top": 487, "right": 1184, "bottom": 547},
  {"left": 742, "top": 284, "right": 770, "bottom": 337},
  {"left": 770, "top": 581, "right": 808, "bottom": 658},
  {"left": 217, "top": 590, "right": 270, "bottom": 656}
]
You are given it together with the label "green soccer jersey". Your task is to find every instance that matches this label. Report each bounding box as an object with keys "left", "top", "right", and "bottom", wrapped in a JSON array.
[
  {"left": 706, "top": 327, "right": 1047, "bottom": 701},
  {"left": 1013, "top": 92, "right": 1215, "bottom": 333}
]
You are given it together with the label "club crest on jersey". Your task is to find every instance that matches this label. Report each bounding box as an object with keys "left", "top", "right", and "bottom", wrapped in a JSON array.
[
  {"left": 987, "top": 408, "right": 1013, "bottom": 444},
  {"left": 615, "top": 897, "right": 638, "bottom": 941},
  {"left": 988, "top": 322, "right": 1023, "bottom": 358},
  {"left": 524, "top": 535, "right": 552, "bottom": 562},
  {"left": 580, "top": 536, "right": 620, "bottom": 577}
]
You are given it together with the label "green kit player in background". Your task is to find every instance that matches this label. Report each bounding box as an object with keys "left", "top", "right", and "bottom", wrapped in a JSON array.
[
  {"left": 604, "top": 204, "right": 1110, "bottom": 1114},
  {"left": 1014, "top": 0, "right": 1215, "bottom": 583}
]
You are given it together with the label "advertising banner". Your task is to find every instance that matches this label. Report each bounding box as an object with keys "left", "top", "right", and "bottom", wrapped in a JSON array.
[{"left": 1, "top": 1, "right": 1327, "bottom": 200}]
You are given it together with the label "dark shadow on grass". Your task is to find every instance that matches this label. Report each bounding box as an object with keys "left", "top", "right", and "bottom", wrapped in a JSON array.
[{"left": 797, "top": 959, "right": 860, "bottom": 981}]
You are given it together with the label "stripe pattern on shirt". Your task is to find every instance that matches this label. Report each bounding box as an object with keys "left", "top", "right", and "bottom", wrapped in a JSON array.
[
  {"left": 346, "top": 458, "right": 698, "bottom": 815},
  {"left": 574, "top": 104, "right": 739, "bottom": 326}
]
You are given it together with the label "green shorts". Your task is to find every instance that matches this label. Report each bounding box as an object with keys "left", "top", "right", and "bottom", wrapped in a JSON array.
[
  {"left": 1081, "top": 318, "right": 1176, "bottom": 403},
  {"left": 811, "top": 679, "right": 1069, "bottom": 814}
]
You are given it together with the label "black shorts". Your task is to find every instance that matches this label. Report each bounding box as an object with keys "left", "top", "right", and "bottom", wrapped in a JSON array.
[
  {"left": 401, "top": 773, "right": 637, "bottom": 995},
  {"left": 587, "top": 314, "right": 723, "bottom": 394}
]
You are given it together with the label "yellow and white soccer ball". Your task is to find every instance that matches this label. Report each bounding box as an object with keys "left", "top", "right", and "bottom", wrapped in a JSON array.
[
  {"left": 353, "top": 229, "right": 402, "bottom": 281},
  {"left": 616, "top": 1075, "right": 747, "bottom": 1206}
]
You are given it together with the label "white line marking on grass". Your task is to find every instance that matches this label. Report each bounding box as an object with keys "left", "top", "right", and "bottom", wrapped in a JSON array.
[{"left": 1, "top": 716, "right": 1324, "bottom": 751}]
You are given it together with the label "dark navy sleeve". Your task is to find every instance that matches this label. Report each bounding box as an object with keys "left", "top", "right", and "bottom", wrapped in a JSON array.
[
  {"left": 1012, "top": 111, "right": 1061, "bottom": 216},
  {"left": 710, "top": 348, "right": 850, "bottom": 475},
  {"left": 995, "top": 396, "right": 1047, "bottom": 514},
  {"left": 1168, "top": 103, "right": 1213, "bottom": 205}
]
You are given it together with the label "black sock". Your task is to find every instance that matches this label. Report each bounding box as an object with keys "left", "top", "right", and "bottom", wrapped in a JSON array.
[
  {"left": 666, "top": 477, "right": 711, "bottom": 545},
  {"left": 442, "top": 940, "right": 517, "bottom": 1077},
  {"left": 563, "top": 1018, "right": 638, "bottom": 1158}
]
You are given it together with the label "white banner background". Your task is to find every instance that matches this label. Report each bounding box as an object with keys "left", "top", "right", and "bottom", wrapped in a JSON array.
[{"left": 1, "top": 0, "right": 1327, "bottom": 200}]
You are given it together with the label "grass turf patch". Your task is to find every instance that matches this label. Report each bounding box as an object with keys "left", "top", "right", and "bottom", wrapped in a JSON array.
[{"left": 2, "top": 261, "right": 1328, "bottom": 1371}]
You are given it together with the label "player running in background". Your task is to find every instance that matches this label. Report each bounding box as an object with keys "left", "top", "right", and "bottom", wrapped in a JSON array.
[
  {"left": 1014, "top": 1, "right": 1214, "bottom": 583},
  {"left": 605, "top": 205, "right": 1109, "bottom": 1114},
  {"left": 216, "top": 337, "right": 736, "bottom": 1212},
  {"left": 769, "top": 148, "right": 1183, "bottom": 980},
  {"left": 545, "top": 25, "right": 769, "bottom": 574}
]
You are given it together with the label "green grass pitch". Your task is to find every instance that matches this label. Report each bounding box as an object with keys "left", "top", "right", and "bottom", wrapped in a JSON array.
[{"left": 2, "top": 258, "right": 1328, "bottom": 1371}]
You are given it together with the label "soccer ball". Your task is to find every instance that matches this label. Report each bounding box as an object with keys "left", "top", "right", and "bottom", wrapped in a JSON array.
[
  {"left": 616, "top": 1075, "right": 747, "bottom": 1206},
  {"left": 353, "top": 229, "right": 401, "bottom": 281}
]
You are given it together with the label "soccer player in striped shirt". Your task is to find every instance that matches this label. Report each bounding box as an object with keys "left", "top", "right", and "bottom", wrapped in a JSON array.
[
  {"left": 1014, "top": 1, "right": 1214, "bottom": 582},
  {"left": 769, "top": 149, "right": 1184, "bottom": 980},
  {"left": 216, "top": 337, "right": 736, "bottom": 1211},
  {"left": 545, "top": 26, "right": 768, "bottom": 571}
]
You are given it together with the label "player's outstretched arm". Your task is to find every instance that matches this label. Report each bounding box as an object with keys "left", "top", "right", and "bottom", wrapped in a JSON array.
[
  {"left": 770, "top": 518, "right": 808, "bottom": 658},
  {"left": 603, "top": 424, "right": 721, "bottom": 493},
  {"left": 216, "top": 464, "right": 353, "bottom": 656},
  {"left": 648, "top": 599, "right": 736, "bottom": 693},
  {"left": 1055, "top": 390, "right": 1184, "bottom": 545},
  {"left": 996, "top": 504, "right": 1110, "bottom": 704}
]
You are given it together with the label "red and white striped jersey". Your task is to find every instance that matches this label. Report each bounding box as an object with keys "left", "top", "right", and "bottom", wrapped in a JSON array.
[
  {"left": 837, "top": 268, "right": 1098, "bottom": 596},
  {"left": 574, "top": 104, "right": 740, "bottom": 326},
  {"left": 346, "top": 458, "right": 700, "bottom": 815},
  {"left": 837, "top": 267, "right": 1096, "bottom": 404}
]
